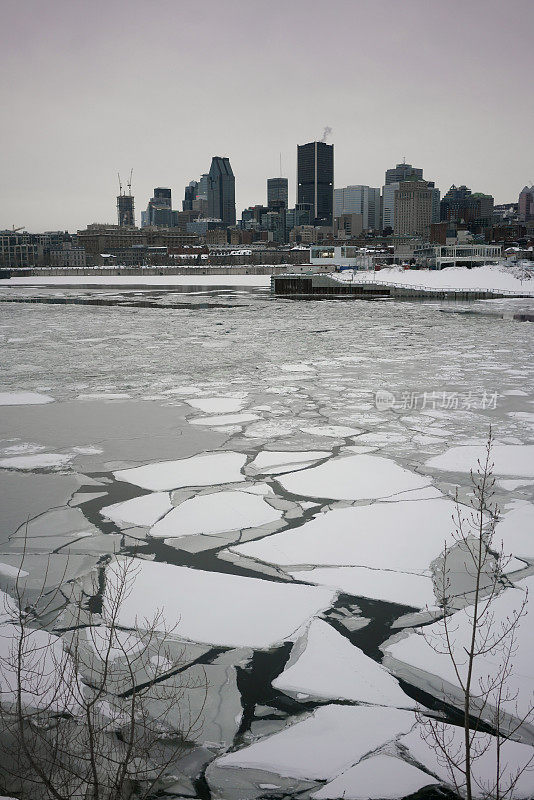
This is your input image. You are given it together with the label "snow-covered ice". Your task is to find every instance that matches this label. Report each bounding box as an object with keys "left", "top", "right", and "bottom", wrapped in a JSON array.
[
  {"left": 272, "top": 620, "right": 414, "bottom": 708},
  {"left": 114, "top": 451, "right": 247, "bottom": 491},
  {"left": 311, "top": 754, "right": 437, "bottom": 799},
  {"left": 211, "top": 705, "right": 416, "bottom": 780},
  {"left": 189, "top": 412, "right": 259, "bottom": 426},
  {"left": 185, "top": 397, "right": 246, "bottom": 413},
  {"left": 106, "top": 558, "right": 336, "bottom": 649},
  {"left": 0, "top": 452, "right": 73, "bottom": 470},
  {"left": 100, "top": 492, "right": 173, "bottom": 528},
  {"left": 149, "top": 490, "right": 282, "bottom": 538},
  {"left": 426, "top": 444, "right": 534, "bottom": 477},
  {"left": 290, "top": 566, "right": 435, "bottom": 609},
  {"left": 494, "top": 501, "right": 534, "bottom": 559},
  {"left": 232, "top": 499, "right": 457, "bottom": 573},
  {"left": 277, "top": 454, "right": 431, "bottom": 500},
  {"left": 300, "top": 425, "right": 361, "bottom": 438},
  {"left": 249, "top": 450, "right": 330, "bottom": 475},
  {"left": 0, "top": 391, "right": 55, "bottom": 405}
]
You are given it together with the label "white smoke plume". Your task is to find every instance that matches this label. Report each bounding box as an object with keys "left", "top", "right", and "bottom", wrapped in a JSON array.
[{"left": 320, "top": 126, "right": 332, "bottom": 142}]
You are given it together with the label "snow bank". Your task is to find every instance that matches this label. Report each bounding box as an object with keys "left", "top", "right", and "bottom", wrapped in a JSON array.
[
  {"left": 338, "top": 264, "right": 534, "bottom": 294},
  {"left": 3, "top": 274, "right": 272, "bottom": 287}
]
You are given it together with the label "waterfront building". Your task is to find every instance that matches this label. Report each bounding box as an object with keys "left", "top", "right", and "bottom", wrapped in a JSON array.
[
  {"left": 394, "top": 180, "right": 432, "bottom": 238},
  {"left": 413, "top": 243, "right": 503, "bottom": 269},
  {"left": 267, "top": 177, "right": 288, "bottom": 209},
  {"left": 207, "top": 157, "right": 236, "bottom": 226},
  {"left": 297, "top": 141, "right": 334, "bottom": 226},
  {"left": 334, "top": 185, "right": 380, "bottom": 230}
]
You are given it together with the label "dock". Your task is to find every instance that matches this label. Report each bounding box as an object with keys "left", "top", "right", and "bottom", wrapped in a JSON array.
[{"left": 271, "top": 273, "right": 534, "bottom": 301}]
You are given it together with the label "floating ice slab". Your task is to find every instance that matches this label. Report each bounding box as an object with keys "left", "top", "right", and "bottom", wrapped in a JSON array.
[
  {"left": 494, "top": 501, "right": 534, "bottom": 559},
  {"left": 277, "top": 454, "right": 431, "bottom": 500},
  {"left": 385, "top": 576, "right": 534, "bottom": 725},
  {"left": 186, "top": 397, "right": 246, "bottom": 413},
  {"left": 0, "top": 391, "right": 55, "bottom": 405},
  {"left": 401, "top": 723, "right": 534, "bottom": 799},
  {"left": 233, "top": 499, "right": 457, "bottom": 574},
  {"left": 273, "top": 620, "right": 414, "bottom": 708},
  {"left": 212, "top": 705, "right": 416, "bottom": 780},
  {"left": 311, "top": 754, "right": 436, "bottom": 799},
  {"left": 114, "top": 451, "right": 246, "bottom": 491},
  {"left": 101, "top": 492, "right": 173, "bottom": 528},
  {"left": 250, "top": 450, "right": 330, "bottom": 475},
  {"left": 150, "top": 490, "right": 282, "bottom": 538},
  {"left": 300, "top": 425, "right": 361, "bottom": 438},
  {"left": 189, "top": 412, "right": 259, "bottom": 426},
  {"left": 106, "top": 559, "right": 336, "bottom": 649},
  {"left": 290, "top": 566, "right": 435, "bottom": 609},
  {"left": 426, "top": 445, "right": 534, "bottom": 477},
  {"left": 0, "top": 452, "right": 73, "bottom": 470}
]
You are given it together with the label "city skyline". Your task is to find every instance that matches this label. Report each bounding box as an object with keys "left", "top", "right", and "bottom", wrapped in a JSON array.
[{"left": 1, "top": 0, "right": 533, "bottom": 231}]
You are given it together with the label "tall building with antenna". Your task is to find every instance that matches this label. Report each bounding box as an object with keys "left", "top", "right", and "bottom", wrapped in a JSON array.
[
  {"left": 117, "top": 170, "right": 135, "bottom": 227},
  {"left": 297, "top": 141, "right": 334, "bottom": 226}
]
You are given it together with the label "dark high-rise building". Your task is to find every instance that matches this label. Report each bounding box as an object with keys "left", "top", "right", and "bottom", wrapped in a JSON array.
[
  {"left": 117, "top": 194, "right": 135, "bottom": 227},
  {"left": 267, "top": 177, "right": 288, "bottom": 209},
  {"left": 441, "top": 185, "right": 494, "bottom": 232},
  {"left": 141, "top": 188, "right": 174, "bottom": 227},
  {"left": 385, "top": 162, "right": 423, "bottom": 186},
  {"left": 183, "top": 181, "right": 198, "bottom": 212},
  {"left": 519, "top": 185, "right": 534, "bottom": 222},
  {"left": 297, "top": 141, "right": 334, "bottom": 226},
  {"left": 207, "top": 157, "right": 236, "bottom": 226}
]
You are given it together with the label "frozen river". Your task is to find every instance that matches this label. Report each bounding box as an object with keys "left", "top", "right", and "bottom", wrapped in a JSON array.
[{"left": 1, "top": 281, "right": 534, "bottom": 798}]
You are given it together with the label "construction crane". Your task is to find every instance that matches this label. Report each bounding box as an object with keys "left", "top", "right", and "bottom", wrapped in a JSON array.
[
  {"left": 117, "top": 172, "right": 123, "bottom": 196},
  {"left": 127, "top": 168, "right": 133, "bottom": 196},
  {"left": 11, "top": 226, "right": 24, "bottom": 233}
]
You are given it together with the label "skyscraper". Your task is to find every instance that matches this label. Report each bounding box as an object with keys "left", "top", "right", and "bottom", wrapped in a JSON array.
[
  {"left": 207, "top": 157, "right": 236, "bottom": 226},
  {"left": 267, "top": 177, "right": 288, "bottom": 209},
  {"left": 297, "top": 141, "right": 334, "bottom": 226},
  {"left": 519, "top": 185, "right": 534, "bottom": 222},
  {"left": 183, "top": 181, "right": 198, "bottom": 212},
  {"left": 394, "top": 181, "right": 432, "bottom": 238},
  {"left": 334, "top": 185, "right": 381, "bottom": 230},
  {"left": 142, "top": 188, "right": 173, "bottom": 227},
  {"left": 117, "top": 194, "right": 135, "bottom": 227},
  {"left": 385, "top": 162, "right": 423, "bottom": 185}
]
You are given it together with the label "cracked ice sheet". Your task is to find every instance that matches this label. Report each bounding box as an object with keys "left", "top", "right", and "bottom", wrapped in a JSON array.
[
  {"left": 384, "top": 577, "right": 534, "bottom": 726},
  {"left": 249, "top": 450, "right": 331, "bottom": 475},
  {"left": 106, "top": 558, "right": 336, "bottom": 649},
  {"left": 426, "top": 444, "right": 534, "bottom": 477},
  {"left": 0, "top": 392, "right": 55, "bottom": 405},
  {"left": 273, "top": 620, "right": 415, "bottom": 708},
  {"left": 100, "top": 492, "right": 173, "bottom": 527},
  {"left": 232, "top": 499, "right": 457, "bottom": 574},
  {"left": 210, "top": 705, "right": 416, "bottom": 781},
  {"left": 311, "top": 754, "right": 437, "bottom": 800},
  {"left": 150, "top": 490, "right": 283, "bottom": 538},
  {"left": 289, "top": 567, "right": 435, "bottom": 609},
  {"left": 494, "top": 501, "right": 534, "bottom": 560},
  {"left": 400, "top": 724, "right": 534, "bottom": 799},
  {"left": 276, "top": 454, "right": 431, "bottom": 500},
  {"left": 189, "top": 412, "right": 259, "bottom": 426},
  {"left": 113, "top": 451, "right": 246, "bottom": 491}
]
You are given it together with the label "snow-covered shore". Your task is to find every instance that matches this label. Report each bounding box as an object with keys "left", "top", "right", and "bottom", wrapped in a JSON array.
[{"left": 338, "top": 264, "right": 534, "bottom": 294}]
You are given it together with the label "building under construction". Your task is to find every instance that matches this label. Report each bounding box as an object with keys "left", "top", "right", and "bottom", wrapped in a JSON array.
[{"left": 117, "top": 170, "right": 135, "bottom": 226}]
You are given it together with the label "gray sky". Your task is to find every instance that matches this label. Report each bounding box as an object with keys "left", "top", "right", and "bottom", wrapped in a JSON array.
[{"left": 1, "top": 0, "right": 533, "bottom": 232}]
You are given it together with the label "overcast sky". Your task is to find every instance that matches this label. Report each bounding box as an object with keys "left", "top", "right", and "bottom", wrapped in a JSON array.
[{"left": 1, "top": 0, "right": 533, "bottom": 232}]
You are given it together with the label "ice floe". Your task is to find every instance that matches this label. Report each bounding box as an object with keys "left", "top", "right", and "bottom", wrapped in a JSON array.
[
  {"left": 494, "top": 501, "right": 534, "bottom": 559},
  {"left": 426, "top": 444, "right": 534, "bottom": 477},
  {"left": 106, "top": 558, "right": 336, "bottom": 649},
  {"left": 249, "top": 450, "right": 330, "bottom": 475},
  {"left": 290, "top": 566, "right": 435, "bottom": 609},
  {"left": 0, "top": 391, "right": 55, "bottom": 405},
  {"left": 311, "top": 753, "right": 437, "bottom": 799},
  {"left": 232, "top": 499, "right": 457, "bottom": 574},
  {"left": 185, "top": 397, "right": 246, "bottom": 413},
  {"left": 384, "top": 576, "right": 534, "bottom": 728},
  {"left": 277, "top": 454, "right": 431, "bottom": 500},
  {"left": 100, "top": 492, "right": 173, "bottom": 528},
  {"left": 189, "top": 413, "right": 259, "bottom": 426},
  {"left": 150, "top": 490, "right": 282, "bottom": 538},
  {"left": 273, "top": 620, "right": 415, "bottom": 708},
  {"left": 300, "top": 425, "right": 362, "bottom": 438},
  {"left": 114, "top": 451, "right": 247, "bottom": 491},
  {"left": 210, "top": 705, "right": 416, "bottom": 781},
  {"left": 400, "top": 723, "right": 534, "bottom": 799},
  {"left": 0, "top": 452, "right": 73, "bottom": 470}
]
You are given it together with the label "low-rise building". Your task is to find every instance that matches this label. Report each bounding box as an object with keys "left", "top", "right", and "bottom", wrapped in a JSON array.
[{"left": 412, "top": 243, "right": 502, "bottom": 269}]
